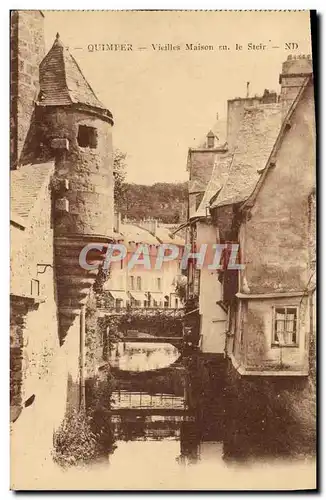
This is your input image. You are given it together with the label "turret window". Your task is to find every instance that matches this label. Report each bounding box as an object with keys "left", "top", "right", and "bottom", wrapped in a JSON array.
[{"left": 77, "top": 125, "right": 98, "bottom": 149}]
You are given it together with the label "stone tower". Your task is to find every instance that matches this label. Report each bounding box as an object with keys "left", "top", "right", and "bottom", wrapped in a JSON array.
[{"left": 35, "top": 34, "right": 114, "bottom": 343}]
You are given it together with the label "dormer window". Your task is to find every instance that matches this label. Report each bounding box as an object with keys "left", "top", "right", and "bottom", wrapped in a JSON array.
[
  {"left": 77, "top": 125, "right": 98, "bottom": 149},
  {"left": 207, "top": 130, "right": 215, "bottom": 148}
]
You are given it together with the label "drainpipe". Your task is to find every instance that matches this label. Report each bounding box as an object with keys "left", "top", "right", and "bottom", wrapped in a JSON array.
[{"left": 79, "top": 304, "right": 86, "bottom": 410}]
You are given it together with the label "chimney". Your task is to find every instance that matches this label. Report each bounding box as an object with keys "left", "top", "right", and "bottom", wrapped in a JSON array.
[
  {"left": 261, "top": 89, "right": 278, "bottom": 104},
  {"left": 207, "top": 130, "right": 215, "bottom": 148},
  {"left": 150, "top": 219, "right": 157, "bottom": 236},
  {"left": 138, "top": 218, "right": 157, "bottom": 236},
  {"left": 114, "top": 212, "right": 121, "bottom": 232},
  {"left": 279, "top": 54, "right": 312, "bottom": 116}
]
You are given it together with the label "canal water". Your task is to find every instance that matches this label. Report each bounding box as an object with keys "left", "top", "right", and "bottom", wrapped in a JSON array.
[{"left": 57, "top": 341, "right": 316, "bottom": 490}]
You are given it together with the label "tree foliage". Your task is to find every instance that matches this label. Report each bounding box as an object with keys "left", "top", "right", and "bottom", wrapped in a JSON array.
[
  {"left": 118, "top": 182, "right": 188, "bottom": 223},
  {"left": 175, "top": 275, "right": 187, "bottom": 304},
  {"left": 113, "top": 149, "right": 127, "bottom": 209},
  {"left": 112, "top": 148, "right": 187, "bottom": 223}
]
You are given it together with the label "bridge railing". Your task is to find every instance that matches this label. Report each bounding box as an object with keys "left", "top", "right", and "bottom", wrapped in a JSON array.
[
  {"left": 98, "top": 306, "right": 185, "bottom": 318},
  {"left": 111, "top": 390, "right": 186, "bottom": 410}
]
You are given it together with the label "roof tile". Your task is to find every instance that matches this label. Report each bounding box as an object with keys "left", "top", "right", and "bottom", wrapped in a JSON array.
[
  {"left": 37, "top": 35, "right": 110, "bottom": 113},
  {"left": 10, "top": 162, "right": 54, "bottom": 222},
  {"left": 194, "top": 152, "right": 233, "bottom": 218},
  {"left": 211, "top": 104, "right": 282, "bottom": 208}
]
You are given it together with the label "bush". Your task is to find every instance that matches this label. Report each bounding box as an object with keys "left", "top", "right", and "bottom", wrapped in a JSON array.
[{"left": 52, "top": 408, "right": 98, "bottom": 468}]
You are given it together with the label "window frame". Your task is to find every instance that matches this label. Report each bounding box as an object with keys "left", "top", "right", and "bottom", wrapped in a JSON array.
[
  {"left": 271, "top": 305, "right": 299, "bottom": 348},
  {"left": 77, "top": 125, "right": 98, "bottom": 149},
  {"left": 129, "top": 275, "right": 135, "bottom": 290}
]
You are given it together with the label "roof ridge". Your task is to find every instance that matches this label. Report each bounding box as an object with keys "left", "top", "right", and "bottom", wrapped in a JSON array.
[
  {"left": 38, "top": 34, "right": 110, "bottom": 115},
  {"left": 66, "top": 50, "right": 105, "bottom": 108}
]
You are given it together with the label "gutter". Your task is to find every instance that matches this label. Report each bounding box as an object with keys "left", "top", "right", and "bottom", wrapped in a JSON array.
[
  {"left": 236, "top": 291, "right": 309, "bottom": 299},
  {"left": 170, "top": 218, "right": 200, "bottom": 235}
]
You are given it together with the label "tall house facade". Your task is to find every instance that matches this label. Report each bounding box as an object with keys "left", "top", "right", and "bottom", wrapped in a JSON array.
[
  {"left": 186, "top": 55, "right": 315, "bottom": 369},
  {"left": 207, "top": 55, "right": 314, "bottom": 374}
]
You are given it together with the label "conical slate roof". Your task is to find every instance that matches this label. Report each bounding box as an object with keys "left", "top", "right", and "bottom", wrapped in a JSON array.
[{"left": 37, "top": 33, "right": 112, "bottom": 118}]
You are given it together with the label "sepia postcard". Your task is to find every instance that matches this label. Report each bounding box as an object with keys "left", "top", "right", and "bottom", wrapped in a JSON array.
[{"left": 10, "top": 9, "right": 316, "bottom": 491}]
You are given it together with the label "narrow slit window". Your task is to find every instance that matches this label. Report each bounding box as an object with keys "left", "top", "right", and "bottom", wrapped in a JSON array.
[
  {"left": 129, "top": 275, "right": 135, "bottom": 290},
  {"left": 77, "top": 125, "right": 98, "bottom": 149}
]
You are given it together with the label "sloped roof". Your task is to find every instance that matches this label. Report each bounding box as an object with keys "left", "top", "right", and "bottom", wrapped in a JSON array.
[
  {"left": 211, "top": 103, "right": 282, "bottom": 209},
  {"left": 10, "top": 162, "right": 54, "bottom": 225},
  {"left": 118, "top": 223, "right": 159, "bottom": 245},
  {"left": 37, "top": 34, "right": 112, "bottom": 120},
  {"left": 188, "top": 178, "right": 208, "bottom": 194},
  {"left": 115, "top": 223, "right": 185, "bottom": 246},
  {"left": 194, "top": 152, "right": 233, "bottom": 218},
  {"left": 155, "top": 226, "right": 185, "bottom": 246}
]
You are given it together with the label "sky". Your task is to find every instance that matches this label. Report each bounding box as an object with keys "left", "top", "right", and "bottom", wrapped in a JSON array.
[{"left": 43, "top": 11, "right": 312, "bottom": 184}]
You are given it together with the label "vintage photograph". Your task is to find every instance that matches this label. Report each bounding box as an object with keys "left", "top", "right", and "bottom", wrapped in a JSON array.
[{"left": 10, "top": 10, "right": 316, "bottom": 490}]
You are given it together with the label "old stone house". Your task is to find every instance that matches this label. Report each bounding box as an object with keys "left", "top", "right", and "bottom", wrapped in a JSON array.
[
  {"left": 10, "top": 8, "right": 114, "bottom": 442},
  {"left": 186, "top": 55, "right": 316, "bottom": 376}
]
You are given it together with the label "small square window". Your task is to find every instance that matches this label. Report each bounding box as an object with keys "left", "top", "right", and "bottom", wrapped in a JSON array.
[
  {"left": 272, "top": 307, "right": 298, "bottom": 346},
  {"left": 77, "top": 125, "right": 98, "bottom": 149}
]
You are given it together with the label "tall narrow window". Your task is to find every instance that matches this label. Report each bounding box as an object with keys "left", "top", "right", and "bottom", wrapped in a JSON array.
[
  {"left": 129, "top": 275, "right": 135, "bottom": 290},
  {"left": 157, "top": 277, "right": 161, "bottom": 291},
  {"left": 136, "top": 276, "right": 142, "bottom": 291},
  {"left": 77, "top": 125, "right": 98, "bottom": 149},
  {"left": 272, "top": 307, "right": 298, "bottom": 346}
]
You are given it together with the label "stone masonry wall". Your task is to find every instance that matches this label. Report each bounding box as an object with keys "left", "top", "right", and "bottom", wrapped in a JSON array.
[
  {"left": 227, "top": 97, "right": 262, "bottom": 150},
  {"left": 10, "top": 164, "right": 59, "bottom": 411},
  {"left": 37, "top": 107, "right": 114, "bottom": 238},
  {"left": 242, "top": 83, "right": 315, "bottom": 294},
  {"left": 10, "top": 10, "right": 45, "bottom": 167}
]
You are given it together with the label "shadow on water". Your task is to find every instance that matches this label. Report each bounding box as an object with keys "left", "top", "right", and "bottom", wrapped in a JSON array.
[{"left": 56, "top": 342, "right": 315, "bottom": 470}]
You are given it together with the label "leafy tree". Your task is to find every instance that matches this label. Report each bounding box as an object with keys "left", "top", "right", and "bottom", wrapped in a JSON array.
[
  {"left": 175, "top": 275, "right": 187, "bottom": 304},
  {"left": 113, "top": 149, "right": 127, "bottom": 210},
  {"left": 118, "top": 182, "right": 188, "bottom": 223}
]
